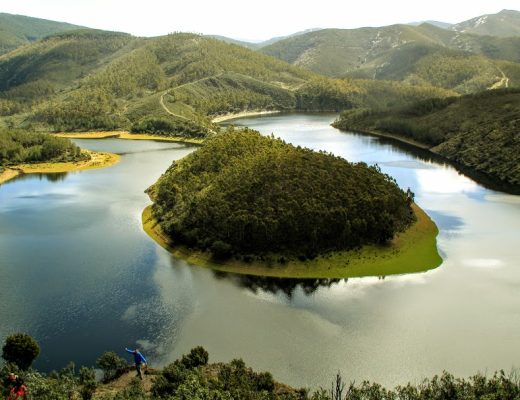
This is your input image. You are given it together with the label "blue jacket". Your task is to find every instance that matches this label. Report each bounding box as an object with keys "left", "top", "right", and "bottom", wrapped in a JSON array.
[{"left": 125, "top": 348, "right": 147, "bottom": 365}]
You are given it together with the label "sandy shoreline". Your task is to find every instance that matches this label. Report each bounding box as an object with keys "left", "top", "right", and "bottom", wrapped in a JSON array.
[
  {"left": 211, "top": 110, "right": 280, "bottom": 123},
  {"left": 0, "top": 150, "right": 120, "bottom": 185},
  {"left": 54, "top": 131, "right": 204, "bottom": 144},
  {"left": 142, "top": 203, "right": 441, "bottom": 279}
]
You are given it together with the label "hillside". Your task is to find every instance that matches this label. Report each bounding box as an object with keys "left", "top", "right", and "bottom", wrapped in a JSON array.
[
  {"left": 0, "top": 29, "right": 457, "bottom": 137},
  {"left": 147, "top": 128, "right": 416, "bottom": 261},
  {"left": 260, "top": 22, "right": 520, "bottom": 93},
  {"left": 0, "top": 31, "right": 313, "bottom": 134},
  {"left": 452, "top": 9, "right": 520, "bottom": 37},
  {"left": 0, "top": 13, "right": 82, "bottom": 55},
  {"left": 333, "top": 88, "right": 520, "bottom": 189}
]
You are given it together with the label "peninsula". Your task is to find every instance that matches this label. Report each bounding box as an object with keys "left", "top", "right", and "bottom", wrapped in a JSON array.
[{"left": 0, "top": 129, "right": 120, "bottom": 184}]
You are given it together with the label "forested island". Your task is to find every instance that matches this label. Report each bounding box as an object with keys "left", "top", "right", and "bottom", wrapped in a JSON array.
[
  {"left": 143, "top": 128, "right": 441, "bottom": 278},
  {"left": 0, "top": 128, "right": 119, "bottom": 184},
  {"left": 333, "top": 88, "right": 520, "bottom": 190}
]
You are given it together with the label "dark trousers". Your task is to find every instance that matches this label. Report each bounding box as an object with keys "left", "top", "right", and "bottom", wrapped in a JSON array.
[{"left": 136, "top": 363, "right": 143, "bottom": 379}]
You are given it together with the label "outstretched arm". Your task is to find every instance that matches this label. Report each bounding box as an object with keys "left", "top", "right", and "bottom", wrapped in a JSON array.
[{"left": 125, "top": 348, "right": 134, "bottom": 354}]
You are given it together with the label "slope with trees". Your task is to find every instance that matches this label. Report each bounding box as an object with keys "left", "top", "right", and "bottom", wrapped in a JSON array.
[
  {"left": 333, "top": 88, "right": 520, "bottom": 189},
  {"left": 147, "top": 128, "right": 421, "bottom": 266},
  {"left": 0, "top": 12, "right": 83, "bottom": 55},
  {"left": 260, "top": 21, "right": 520, "bottom": 93},
  {"left": 0, "top": 128, "right": 85, "bottom": 169},
  {"left": 0, "top": 29, "right": 457, "bottom": 139}
]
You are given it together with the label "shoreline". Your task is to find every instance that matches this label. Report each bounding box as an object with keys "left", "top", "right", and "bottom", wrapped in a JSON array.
[
  {"left": 211, "top": 110, "right": 280, "bottom": 123},
  {"left": 142, "top": 203, "right": 442, "bottom": 279},
  {"left": 333, "top": 125, "right": 431, "bottom": 150},
  {"left": 0, "top": 150, "right": 120, "bottom": 185},
  {"left": 336, "top": 125, "right": 520, "bottom": 195},
  {"left": 53, "top": 131, "right": 204, "bottom": 144}
]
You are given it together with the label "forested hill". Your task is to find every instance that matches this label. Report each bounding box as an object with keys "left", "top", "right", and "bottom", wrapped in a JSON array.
[
  {"left": 0, "top": 13, "right": 83, "bottom": 55},
  {"left": 333, "top": 88, "right": 520, "bottom": 189},
  {"left": 148, "top": 128, "right": 415, "bottom": 261},
  {"left": 0, "top": 28, "right": 454, "bottom": 137},
  {"left": 260, "top": 22, "right": 520, "bottom": 93}
]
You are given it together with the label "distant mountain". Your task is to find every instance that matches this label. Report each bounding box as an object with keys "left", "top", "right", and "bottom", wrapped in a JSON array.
[
  {"left": 408, "top": 20, "right": 453, "bottom": 29},
  {"left": 260, "top": 23, "right": 520, "bottom": 93},
  {"left": 0, "top": 13, "right": 83, "bottom": 55},
  {"left": 452, "top": 9, "right": 520, "bottom": 37},
  {"left": 207, "top": 28, "right": 323, "bottom": 50},
  {"left": 204, "top": 35, "right": 259, "bottom": 49},
  {"left": 257, "top": 28, "right": 323, "bottom": 48}
]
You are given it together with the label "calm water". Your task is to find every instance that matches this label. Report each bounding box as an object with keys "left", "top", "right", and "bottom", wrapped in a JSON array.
[{"left": 1, "top": 114, "right": 519, "bottom": 389}]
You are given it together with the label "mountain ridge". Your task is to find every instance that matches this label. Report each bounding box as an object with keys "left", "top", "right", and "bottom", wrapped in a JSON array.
[{"left": 0, "top": 12, "right": 84, "bottom": 55}]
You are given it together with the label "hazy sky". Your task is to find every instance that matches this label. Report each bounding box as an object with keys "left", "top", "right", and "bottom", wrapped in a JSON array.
[{"left": 2, "top": 0, "right": 519, "bottom": 41}]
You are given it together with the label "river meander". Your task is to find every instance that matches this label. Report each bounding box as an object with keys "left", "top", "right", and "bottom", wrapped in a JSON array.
[{"left": 1, "top": 113, "right": 519, "bottom": 388}]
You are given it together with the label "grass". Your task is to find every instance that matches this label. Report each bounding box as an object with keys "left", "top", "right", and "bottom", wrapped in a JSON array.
[
  {"left": 142, "top": 203, "right": 442, "bottom": 278},
  {"left": 54, "top": 131, "right": 205, "bottom": 144},
  {"left": 0, "top": 149, "right": 120, "bottom": 184}
]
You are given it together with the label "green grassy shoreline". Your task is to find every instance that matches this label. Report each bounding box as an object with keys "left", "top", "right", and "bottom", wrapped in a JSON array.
[{"left": 142, "top": 203, "right": 442, "bottom": 278}]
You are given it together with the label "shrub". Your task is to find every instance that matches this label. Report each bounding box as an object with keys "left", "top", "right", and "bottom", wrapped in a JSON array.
[
  {"left": 2, "top": 333, "right": 40, "bottom": 370},
  {"left": 179, "top": 346, "right": 209, "bottom": 369},
  {"left": 96, "top": 351, "right": 127, "bottom": 382}
]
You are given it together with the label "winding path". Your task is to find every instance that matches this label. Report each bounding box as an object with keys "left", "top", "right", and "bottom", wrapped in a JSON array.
[
  {"left": 490, "top": 67, "right": 509, "bottom": 89},
  {"left": 159, "top": 74, "right": 223, "bottom": 120}
]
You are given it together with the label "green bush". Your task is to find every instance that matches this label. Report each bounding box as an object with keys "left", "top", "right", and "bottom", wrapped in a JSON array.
[
  {"left": 2, "top": 333, "right": 40, "bottom": 370},
  {"left": 96, "top": 351, "right": 127, "bottom": 382},
  {"left": 179, "top": 346, "right": 209, "bottom": 370}
]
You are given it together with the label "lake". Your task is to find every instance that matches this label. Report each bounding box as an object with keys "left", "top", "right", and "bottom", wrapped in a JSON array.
[{"left": 1, "top": 113, "right": 519, "bottom": 389}]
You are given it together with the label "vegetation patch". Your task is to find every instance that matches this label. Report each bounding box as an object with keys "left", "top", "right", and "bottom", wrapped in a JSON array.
[
  {"left": 0, "top": 129, "right": 120, "bottom": 184},
  {"left": 143, "top": 128, "right": 440, "bottom": 277}
]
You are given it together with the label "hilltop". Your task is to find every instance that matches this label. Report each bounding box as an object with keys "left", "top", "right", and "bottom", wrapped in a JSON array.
[
  {"left": 260, "top": 21, "right": 520, "bottom": 93},
  {"left": 333, "top": 88, "right": 520, "bottom": 190},
  {"left": 451, "top": 9, "right": 520, "bottom": 37},
  {"left": 0, "top": 12, "right": 83, "bottom": 55}
]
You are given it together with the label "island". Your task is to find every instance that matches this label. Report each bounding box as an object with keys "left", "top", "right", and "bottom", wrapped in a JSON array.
[
  {"left": 0, "top": 129, "right": 120, "bottom": 184},
  {"left": 142, "top": 128, "right": 441, "bottom": 278}
]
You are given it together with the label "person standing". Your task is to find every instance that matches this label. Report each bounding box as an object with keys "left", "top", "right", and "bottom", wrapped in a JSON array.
[
  {"left": 124, "top": 348, "right": 147, "bottom": 380},
  {"left": 6, "top": 373, "right": 27, "bottom": 399}
]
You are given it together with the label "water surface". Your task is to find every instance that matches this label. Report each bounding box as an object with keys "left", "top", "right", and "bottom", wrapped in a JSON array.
[{"left": 1, "top": 115, "right": 519, "bottom": 389}]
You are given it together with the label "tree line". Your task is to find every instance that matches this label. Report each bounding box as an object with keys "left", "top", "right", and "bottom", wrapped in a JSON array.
[{"left": 0, "top": 128, "right": 85, "bottom": 170}]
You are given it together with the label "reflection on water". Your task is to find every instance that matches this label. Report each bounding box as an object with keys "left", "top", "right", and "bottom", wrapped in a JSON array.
[
  {"left": 6, "top": 171, "right": 69, "bottom": 184},
  {"left": 213, "top": 271, "right": 342, "bottom": 298},
  {"left": 1, "top": 115, "right": 520, "bottom": 389}
]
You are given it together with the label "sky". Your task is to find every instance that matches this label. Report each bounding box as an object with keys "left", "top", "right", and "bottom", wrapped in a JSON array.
[{"left": 2, "top": 0, "right": 520, "bottom": 41}]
